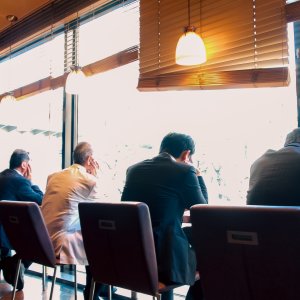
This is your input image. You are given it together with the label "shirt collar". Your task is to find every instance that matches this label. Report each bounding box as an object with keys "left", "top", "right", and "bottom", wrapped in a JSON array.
[
  {"left": 14, "top": 169, "right": 23, "bottom": 176},
  {"left": 73, "top": 163, "right": 88, "bottom": 173},
  {"left": 159, "top": 152, "right": 176, "bottom": 161}
]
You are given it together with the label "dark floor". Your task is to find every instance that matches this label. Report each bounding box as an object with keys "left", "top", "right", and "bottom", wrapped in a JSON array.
[{"left": 0, "top": 268, "right": 187, "bottom": 300}]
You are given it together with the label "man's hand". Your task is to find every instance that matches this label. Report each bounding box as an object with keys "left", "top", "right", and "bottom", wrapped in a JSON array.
[
  {"left": 87, "top": 158, "right": 100, "bottom": 177},
  {"left": 183, "top": 159, "right": 201, "bottom": 176},
  {"left": 24, "top": 163, "right": 32, "bottom": 180}
]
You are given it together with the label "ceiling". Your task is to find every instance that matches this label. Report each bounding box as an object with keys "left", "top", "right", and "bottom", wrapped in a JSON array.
[{"left": 0, "top": 0, "right": 52, "bottom": 34}]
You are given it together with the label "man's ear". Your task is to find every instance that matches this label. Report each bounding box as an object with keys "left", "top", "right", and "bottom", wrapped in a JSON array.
[
  {"left": 21, "top": 161, "right": 27, "bottom": 170},
  {"left": 179, "top": 150, "right": 191, "bottom": 162},
  {"left": 87, "top": 156, "right": 92, "bottom": 166}
]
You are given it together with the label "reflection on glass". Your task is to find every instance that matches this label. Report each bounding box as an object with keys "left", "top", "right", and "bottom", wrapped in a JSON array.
[
  {"left": 0, "top": 34, "right": 64, "bottom": 94},
  {"left": 0, "top": 89, "right": 63, "bottom": 190},
  {"left": 79, "top": 2, "right": 139, "bottom": 66}
]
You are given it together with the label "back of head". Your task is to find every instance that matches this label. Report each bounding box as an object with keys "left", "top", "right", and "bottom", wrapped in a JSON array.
[
  {"left": 9, "top": 149, "right": 30, "bottom": 169},
  {"left": 73, "top": 142, "right": 93, "bottom": 165},
  {"left": 284, "top": 128, "right": 300, "bottom": 147},
  {"left": 159, "top": 132, "right": 195, "bottom": 158}
]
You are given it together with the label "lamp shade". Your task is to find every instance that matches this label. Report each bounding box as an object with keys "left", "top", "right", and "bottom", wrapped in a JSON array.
[
  {"left": 65, "top": 66, "right": 86, "bottom": 95},
  {"left": 1, "top": 93, "right": 16, "bottom": 102},
  {"left": 176, "top": 27, "right": 206, "bottom": 66}
]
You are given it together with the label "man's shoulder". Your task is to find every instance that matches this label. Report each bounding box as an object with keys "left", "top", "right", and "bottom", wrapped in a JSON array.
[
  {"left": 252, "top": 149, "right": 276, "bottom": 165},
  {"left": 127, "top": 155, "right": 192, "bottom": 178},
  {"left": 0, "top": 169, "right": 16, "bottom": 176},
  {"left": 45, "top": 169, "right": 70, "bottom": 187},
  {"left": 127, "top": 159, "right": 151, "bottom": 173},
  {"left": 255, "top": 147, "right": 300, "bottom": 164},
  {"left": 0, "top": 169, "right": 25, "bottom": 181}
]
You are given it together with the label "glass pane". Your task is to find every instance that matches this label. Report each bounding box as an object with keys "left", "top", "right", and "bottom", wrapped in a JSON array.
[
  {"left": 0, "top": 34, "right": 64, "bottom": 94},
  {"left": 78, "top": 24, "right": 296, "bottom": 205},
  {"left": 79, "top": 1, "right": 139, "bottom": 66},
  {"left": 0, "top": 89, "right": 63, "bottom": 190}
]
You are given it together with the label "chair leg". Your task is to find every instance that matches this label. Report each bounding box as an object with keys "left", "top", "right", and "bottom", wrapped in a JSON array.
[
  {"left": 49, "top": 266, "right": 57, "bottom": 300},
  {"left": 74, "top": 265, "right": 77, "bottom": 300},
  {"left": 89, "top": 278, "right": 96, "bottom": 300},
  {"left": 11, "top": 258, "right": 22, "bottom": 300},
  {"left": 42, "top": 265, "right": 46, "bottom": 291},
  {"left": 108, "top": 285, "right": 112, "bottom": 300}
]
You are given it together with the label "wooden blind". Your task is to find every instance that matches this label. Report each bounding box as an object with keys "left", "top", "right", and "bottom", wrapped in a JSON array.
[
  {"left": 0, "top": 0, "right": 134, "bottom": 57},
  {"left": 138, "top": 0, "right": 289, "bottom": 90}
]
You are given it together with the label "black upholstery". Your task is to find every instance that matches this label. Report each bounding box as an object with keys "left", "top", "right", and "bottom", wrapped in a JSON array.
[
  {"left": 79, "top": 201, "right": 180, "bottom": 299},
  {"left": 0, "top": 201, "right": 57, "bottom": 300},
  {"left": 191, "top": 204, "right": 300, "bottom": 300},
  {"left": 0, "top": 201, "right": 55, "bottom": 267}
]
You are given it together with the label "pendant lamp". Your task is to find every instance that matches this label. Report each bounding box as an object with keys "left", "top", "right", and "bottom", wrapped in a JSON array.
[
  {"left": 175, "top": 0, "right": 206, "bottom": 66},
  {"left": 2, "top": 92, "right": 16, "bottom": 102},
  {"left": 65, "top": 65, "right": 86, "bottom": 95},
  {"left": 64, "top": 13, "right": 86, "bottom": 95}
]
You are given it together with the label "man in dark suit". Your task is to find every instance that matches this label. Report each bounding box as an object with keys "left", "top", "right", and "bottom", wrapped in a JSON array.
[
  {"left": 121, "top": 132, "right": 208, "bottom": 300},
  {"left": 247, "top": 128, "right": 300, "bottom": 205},
  {"left": 0, "top": 149, "right": 43, "bottom": 290}
]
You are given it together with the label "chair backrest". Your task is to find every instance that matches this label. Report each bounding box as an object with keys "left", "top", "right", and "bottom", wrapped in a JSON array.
[
  {"left": 191, "top": 204, "right": 300, "bottom": 300},
  {"left": 79, "top": 201, "right": 159, "bottom": 296},
  {"left": 0, "top": 201, "right": 56, "bottom": 267}
]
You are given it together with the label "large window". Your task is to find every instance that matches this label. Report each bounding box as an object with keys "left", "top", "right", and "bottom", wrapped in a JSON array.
[
  {"left": 79, "top": 1, "right": 139, "bottom": 66},
  {"left": 0, "top": 34, "right": 64, "bottom": 94},
  {"left": 78, "top": 60, "right": 296, "bottom": 204},
  {"left": 0, "top": 28, "right": 64, "bottom": 190},
  {"left": 78, "top": 2, "right": 297, "bottom": 204},
  {"left": 0, "top": 89, "right": 63, "bottom": 190}
]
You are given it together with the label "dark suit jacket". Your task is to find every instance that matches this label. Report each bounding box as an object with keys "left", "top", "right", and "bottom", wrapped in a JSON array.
[
  {"left": 247, "top": 144, "right": 300, "bottom": 205},
  {"left": 121, "top": 153, "right": 208, "bottom": 285},
  {"left": 0, "top": 169, "right": 43, "bottom": 249}
]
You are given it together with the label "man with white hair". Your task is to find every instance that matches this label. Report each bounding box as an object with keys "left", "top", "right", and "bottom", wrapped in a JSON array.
[
  {"left": 42, "top": 142, "right": 108, "bottom": 300},
  {"left": 247, "top": 128, "right": 300, "bottom": 205}
]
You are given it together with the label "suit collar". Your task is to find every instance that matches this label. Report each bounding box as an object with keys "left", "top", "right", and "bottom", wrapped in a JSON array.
[
  {"left": 13, "top": 169, "right": 23, "bottom": 176},
  {"left": 157, "top": 152, "right": 176, "bottom": 161},
  {"left": 284, "top": 143, "right": 300, "bottom": 154}
]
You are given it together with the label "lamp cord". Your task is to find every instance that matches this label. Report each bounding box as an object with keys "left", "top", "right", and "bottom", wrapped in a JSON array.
[
  {"left": 8, "top": 21, "right": 13, "bottom": 94},
  {"left": 188, "top": 0, "right": 191, "bottom": 27}
]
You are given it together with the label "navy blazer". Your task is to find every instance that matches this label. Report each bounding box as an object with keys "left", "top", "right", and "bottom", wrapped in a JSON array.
[
  {"left": 121, "top": 153, "right": 208, "bottom": 285},
  {"left": 0, "top": 169, "right": 43, "bottom": 249}
]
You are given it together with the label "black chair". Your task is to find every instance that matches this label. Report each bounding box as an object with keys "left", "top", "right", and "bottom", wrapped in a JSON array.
[
  {"left": 191, "top": 204, "right": 300, "bottom": 300},
  {"left": 79, "top": 201, "right": 182, "bottom": 300},
  {"left": 0, "top": 201, "right": 75, "bottom": 300}
]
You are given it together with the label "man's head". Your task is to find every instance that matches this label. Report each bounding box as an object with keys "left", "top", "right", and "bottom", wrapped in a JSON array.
[
  {"left": 9, "top": 149, "right": 30, "bottom": 174},
  {"left": 73, "top": 142, "right": 94, "bottom": 168},
  {"left": 284, "top": 128, "right": 300, "bottom": 147},
  {"left": 159, "top": 132, "right": 196, "bottom": 162}
]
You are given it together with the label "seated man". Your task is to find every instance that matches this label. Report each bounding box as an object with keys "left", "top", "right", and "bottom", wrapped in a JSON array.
[
  {"left": 0, "top": 149, "right": 43, "bottom": 290},
  {"left": 41, "top": 142, "right": 109, "bottom": 300},
  {"left": 247, "top": 128, "right": 300, "bottom": 205},
  {"left": 121, "top": 132, "right": 208, "bottom": 300}
]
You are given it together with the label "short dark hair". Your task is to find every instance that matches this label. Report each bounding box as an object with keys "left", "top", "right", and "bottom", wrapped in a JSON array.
[
  {"left": 159, "top": 132, "right": 196, "bottom": 158},
  {"left": 9, "top": 149, "right": 30, "bottom": 169},
  {"left": 73, "top": 142, "right": 93, "bottom": 165}
]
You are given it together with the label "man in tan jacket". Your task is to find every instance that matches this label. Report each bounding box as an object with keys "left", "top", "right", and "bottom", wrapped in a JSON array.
[{"left": 42, "top": 142, "right": 106, "bottom": 300}]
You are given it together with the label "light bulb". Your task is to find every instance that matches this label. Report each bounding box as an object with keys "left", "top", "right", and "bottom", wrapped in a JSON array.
[
  {"left": 176, "top": 27, "right": 206, "bottom": 66},
  {"left": 1, "top": 93, "right": 16, "bottom": 102},
  {"left": 65, "top": 66, "right": 86, "bottom": 95}
]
